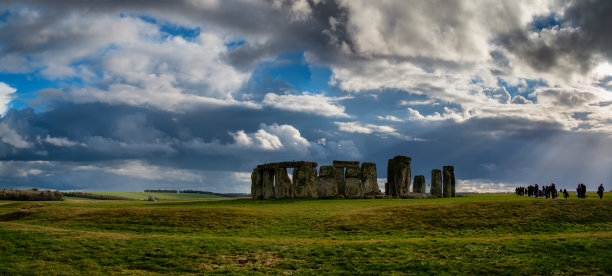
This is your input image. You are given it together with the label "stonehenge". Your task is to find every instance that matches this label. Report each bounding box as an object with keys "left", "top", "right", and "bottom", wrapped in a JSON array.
[{"left": 251, "top": 157, "right": 456, "bottom": 200}]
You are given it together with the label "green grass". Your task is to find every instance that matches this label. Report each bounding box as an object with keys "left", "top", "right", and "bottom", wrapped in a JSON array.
[
  {"left": 75, "top": 191, "right": 226, "bottom": 200},
  {"left": 1, "top": 193, "right": 611, "bottom": 274}
]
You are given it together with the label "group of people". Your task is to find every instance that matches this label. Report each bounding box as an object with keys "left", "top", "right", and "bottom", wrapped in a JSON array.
[
  {"left": 515, "top": 183, "right": 607, "bottom": 199},
  {"left": 515, "top": 183, "right": 564, "bottom": 199}
]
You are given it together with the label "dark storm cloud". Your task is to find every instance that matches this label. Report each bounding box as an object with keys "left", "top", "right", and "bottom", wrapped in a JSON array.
[
  {"left": 0, "top": 100, "right": 363, "bottom": 171},
  {"left": 498, "top": 0, "right": 612, "bottom": 74}
]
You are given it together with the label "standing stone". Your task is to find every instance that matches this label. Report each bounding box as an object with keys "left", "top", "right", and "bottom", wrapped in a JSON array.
[
  {"left": 443, "top": 166, "right": 455, "bottom": 197},
  {"left": 431, "top": 169, "right": 442, "bottom": 198},
  {"left": 334, "top": 167, "right": 345, "bottom": 197},
  {"left": 317, "top": 165, "right": 338, "bottom": 199},
  {"left": 262, "top": 169, "right": 275, "bottom": 199},
  {"left": 387, "top": 156, "right": 411, "bottom": 198},
  {"left": 251, "top": 169, "right": 263, "bottom": 199},
  {"left": 413, "top": 175, "right": 426, "bottom": 194},
  {"left": 293, "top": 165, "right": 318, "bottom": 198},
  {"left": 344, "top": 167, "right": 363, "bottom": 199},
  {"left": 361, "top": 162, "right": 379, "bottom": 194},
  {"left": 274, "top": 167, "right": 293, "bottom": 199}
]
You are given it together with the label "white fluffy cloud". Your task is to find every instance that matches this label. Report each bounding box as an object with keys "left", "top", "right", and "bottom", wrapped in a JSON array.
[
  {"left": 262, "top": 92, "right": 350, "bottom": 117},
  {"left": 334, "top": 121, "right": 396, "bottom": 135},
  {"left": 1, "top": 10, "right": 252, "bottom": 112},
  {"left": 186, "top": 122, "right": 362, "bottom": 160},
  {"left": 0, "top": 82, "right": 16, "bottom": 114}
]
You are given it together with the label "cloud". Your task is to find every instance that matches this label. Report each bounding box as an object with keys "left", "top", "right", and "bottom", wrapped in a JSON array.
[
  {"left": 457, "top": 179, "right": 516, "bottom": 193},
  {"left": 530, "top": 88, "right": 597, "bottom": 107},
  {"left": 94, "top": 160, "right": 204, "bottom": 182},
  {"left": 334, "top": 121, "right": 396, "bottom": 135},
  {"left": 0, "top": 122, "right": 31, "bottom": 149},
  {"left": 42, "top": 135, "right": 82, "bottom": 147},
  {"left": 0, "top": 82, "right": 16, "bottom": 114},
  {"left": 262, "top": 92, "right": 350, "bottom": 118},
  {"left": 498, "top": 0, "right": 612, "bottom": 78}
]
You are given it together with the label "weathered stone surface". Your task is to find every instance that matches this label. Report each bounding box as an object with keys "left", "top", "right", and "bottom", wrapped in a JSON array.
[
  {"left": 387, "top": 155, "right": 411, "bottom": 198},
  {"left": 361, "top": 162, "right": 379, "bottom": 194},
  {"left": 293, "top": 166, "right": 318, "bottom": 198},
  {"left": 333, "top": 160, "right": 360, "bottom": 168},
  {"left": 346, "top": 167, "right": 361, "bottom": 178},
  {"left": 317, "top": 165, "right": 338, "bottom": 199},
  {"left": 344, "top": 167, "right": 362, "bottom": 198},
  {"left": 431, "top": 169, "right": 442, "bottom": 198},
  {"left": 334, "top": 167, "right": 345, "bottom": 196},
  {"left": 251, "top": 169, "right": 263, "bottom": 199},
  {"left": 319, "top": 165, "right": 334, "bottom": 178},
  {"left": 256, "top": 161, "right": 317, "bottom": 170},
  {"left": 443, "top": 166, "right": 455, "bottom": 198},
  {"left": 274, "top": 167, "right": 293, "bottom": 199},
  {"left": 413, "top": 175, "right": 426, "bottom": 193},
  {"left": 262, "top": 169, "right": 275, "bottom": 199}
]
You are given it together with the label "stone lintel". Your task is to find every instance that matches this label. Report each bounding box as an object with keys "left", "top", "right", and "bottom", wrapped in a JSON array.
[
  {"left": 332, "top": 160, "right": 360, "bottom": 168},
  {"left": 256, "top": 161, "right": 317, "bottom": 170}
]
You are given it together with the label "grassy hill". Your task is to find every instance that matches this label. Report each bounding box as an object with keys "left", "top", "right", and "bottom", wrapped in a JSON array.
[
  {"left": 91, "top": 191, "right": 227, "bottom": 200},
  {"left": 1, "top": 193, "right": 611, "bottom": 274},
  {"left": 64, "top": 191, "right": 228, "bottom": 200}
]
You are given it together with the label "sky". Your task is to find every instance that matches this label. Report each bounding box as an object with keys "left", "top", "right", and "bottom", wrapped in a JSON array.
[{"left": 0, "top": 0, "right": 611, "bottom": 193}]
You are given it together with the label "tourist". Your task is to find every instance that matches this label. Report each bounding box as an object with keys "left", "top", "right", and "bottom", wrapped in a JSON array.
[
  {"left": 563, "top": 189, "right": 569, "bottom": 199},
  {"left": 598, "top": 184, "right": 605, "bottom": 199},
  {"left": 534, "top": 184, "right": 539, "bottom": 198}
]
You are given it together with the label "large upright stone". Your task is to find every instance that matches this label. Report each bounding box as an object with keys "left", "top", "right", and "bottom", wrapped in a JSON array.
[
  {"left": 344, "top": 167, "right": 363, "bottom": 198},
  {"left": 262, "top": 169, "right": 275, "bottom": 199},
  {"left": 274, "top": 167, "right": 293, "bottom": 199},
  {"left": 334, "top": 167, "right": 345, "bottom": 196},
  {"left": 251, "top": 169, "right": 263, "bottom": 199},
  {"left": 413, "top": 175, "right": 426, "bottom": 194},
  {"left": 361, "top": 162, "right": 379, "bottom": 194},
  {"left": 431, "top": 169, "right": 442, "bottom": 198},
  {"left": 293, "top": 165, "right": 318, "bottom": 198},
  {"left": 387, "top": 156, "right": 411, "bottom": 198},
  {"left": 317, "top": 165, "right": 338, "bottom": 199},
  {"left": 443, "top": 166, "right": 455, "bottom": 198}
]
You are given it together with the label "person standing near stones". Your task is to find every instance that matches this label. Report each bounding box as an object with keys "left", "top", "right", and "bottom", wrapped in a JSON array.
[
  {"left": 598, "top": 184, "right": 605, "bottom": 199},
  {"left": 534, "top": 184, "right": 539, "bottom": 198},
  {"left": 563, "top": 189, "right": 569, "bottom": 199}
]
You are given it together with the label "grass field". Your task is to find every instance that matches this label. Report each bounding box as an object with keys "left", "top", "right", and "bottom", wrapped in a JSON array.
[
  {"left": 1, "top": 193, "right": 611, "bottom": 274},
  {"left": 84, "top": 192, "right": 227, "bottom": 200}
]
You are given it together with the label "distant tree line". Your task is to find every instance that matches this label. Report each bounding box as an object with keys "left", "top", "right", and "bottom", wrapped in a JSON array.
[
  {"left": 144, "top": 189, "right": 249, "bottom": 197},
  {"left": 144, "top": 189, "right": 178, "bottom": 193},
  {"left": 62, "top": 192, "right": 133, "bottom": 200},
  {"left": 179, "top": 190, "right": 249, "bottom": 198},
  {"left": 0, "top": 189, "right": 64, "bottom": 201}
]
